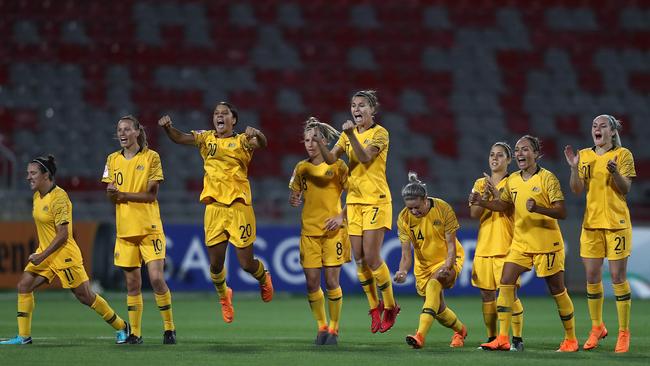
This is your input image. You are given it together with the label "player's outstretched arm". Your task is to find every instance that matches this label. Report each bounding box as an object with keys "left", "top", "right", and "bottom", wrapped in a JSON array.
[{"left": 158, "top": 115, "right": 195, "bottom": 145}]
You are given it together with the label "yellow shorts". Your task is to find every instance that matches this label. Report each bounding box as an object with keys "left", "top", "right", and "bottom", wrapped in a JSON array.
[
  {"left": 300, "top": 229, "right": 351, "bottom": 268},
  {"left": 25, "top": 261, "right": 89, "bottom": 289},
  {"left": 580, "top": 227, "right": 632, "bottom": 260},
  {"left": 472, "top": 255, "right": 521, "bottom": 290},
  {"left": 415, "top": 256, "right": 464, "bottom": 296},
  {"left": 114, "top": 232, "right": 166, "bottom": 268},
  {"left": 505, "top": 248, "right": 565, "bottom": 278},
  {"left": 205, "top": 201, "right": 256, "bottom": 248},
  {"left": 347, "top": 203, "right": 392, "bottom": 236}
]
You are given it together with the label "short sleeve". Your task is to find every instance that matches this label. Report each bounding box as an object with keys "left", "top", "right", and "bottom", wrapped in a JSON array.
[
  {"left": 545, "top": 171, "right": 564, "bottom": 203},
  {"left": 52, "top": 192, "right": 71, "bottom": 226},
  {"left": 397, "top": 210, "right": 411, "bottom": 243},
  {"left": 238, "top": 133, "right": 253, "bottom": 151},
  {"left": 148, "top": 152, "right": 164, "bottom": 182},
  {"left": 618, "top": 149, "right": 636, "bottom": 178},
  {"left": 101, "top": 155, "right": 112, "bottom": 183},
  {"left": 441, "top": 201, "right": 460, "bottom": 234},
  {"left": 335, "top": 133, "right": 348, "bottom": 152},
  {"left": 191, "top": 130, "right": 206, "bottom": 148},
  {"left": 500, "top": 178, "right": 512, "bottom": 203},
  {"left": 338, "top": 160, "right": 349, "bottom": 190},
  {"left": 368, "top": 128, "right": 388, "bottom": 152},
  {"left": 288, "top": 163, "right": 302, "bottom": 191}
]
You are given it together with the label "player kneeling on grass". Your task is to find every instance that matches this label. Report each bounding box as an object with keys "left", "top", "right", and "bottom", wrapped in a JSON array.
[
  {"left": 394, "top": 172, "right": 467, "bottom": 349},
  {"left": 289, "top": 117, "right": 351, "bottom": 345},
  {"left": 0, "top": 155, "right": 130, "bottom": 345}
]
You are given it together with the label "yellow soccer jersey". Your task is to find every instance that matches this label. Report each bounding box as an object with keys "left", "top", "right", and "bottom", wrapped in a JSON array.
[
  {"left": 397, "top": 197, "right": 464, "bottom": 280},
  {"left": 289, "top": 159, "right": 348, "bottom": 236},
  {"left": 102, "top": 147, "right": 164, "bottom": 238},
  {"left": 335, "top": 124, "right": 391, "bottom": 205},
  {"left": 578, "top": 146, "right": 636, "bottom": 229},
  {"left": 500, "top": 167, "right": 565, "bottom": 253},
  {"left": 472, "top": 177, "right": 514, "bottom": 257},
  {"left": 192, "top": 130, "right": 253, "bottom": 206},
  {"left": 32, "top": 186, "right": 83, "bottom": 269}
]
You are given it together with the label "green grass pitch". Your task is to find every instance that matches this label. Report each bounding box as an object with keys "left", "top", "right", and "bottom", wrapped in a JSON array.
[{"left": 0, "top": 292, "right": 648, "bottom": 365}]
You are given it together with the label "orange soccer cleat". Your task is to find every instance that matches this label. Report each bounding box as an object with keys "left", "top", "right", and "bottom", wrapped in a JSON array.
[
  {"left": 583, "top": 323, "right": 607, "bottom": 350},
  {"left": 614, "top": 330, "right": 630, "bottom": 353},
  {"left": 556, "top": 338, "right": 579, "bottom": 352},
  {"left": 481, "top": 334, "right": 510, "bottom": 351},
  {"left": 450, "top": 325, "right": 467, "bottom": 348},
  {"left": 220, "top": 287, "right": 234, "bottom": 323},
  {"left": 406, "top": 332, "right": 425, "bottom": 349},
  {"left": 260, "top": 272, "right": 274, "bottom": 302}
]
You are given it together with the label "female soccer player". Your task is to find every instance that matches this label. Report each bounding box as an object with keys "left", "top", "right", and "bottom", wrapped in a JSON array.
[
  {"left": 394, "top": 172, "right": 467, "bottom": 349},
  {"left": 288, "top": 117, "right": 351, "bottom": 345},
  {"left": 469, "top": 142, "right": 524, "bottom": 351},
  {"left": 158, "top": 102, "right": 273, "bottom": 325},
  {"left": 564, "top": 115, "right": 635, "bottom": 353},
  {"left": 470, "top": 135, "right": 578, "bottom": 352},
  {"left": 102, "top": 115, "right": 176, "bottom": 345},
  {"left": 315, "top": 90, "right": 399, "bottom": 333},
  {"left": 0, "top": 155, "right": 130, "bottom": 345}
]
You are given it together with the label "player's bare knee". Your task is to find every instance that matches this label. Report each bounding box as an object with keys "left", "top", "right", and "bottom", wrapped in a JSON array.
[
  {"left": 610, "top": 271, "right": 626, "bottom": 284},
  {"left": 325, "top": 277, "right": 339, "bottom": 290},
  {"left": 210, "top": 264, "right": 224, "bottom": 274},
  {"left": 481, "top": 290, "right": 496, "bottom": 302},
  {"left": 150, "top": 277, "right": 168, "bottom": 293}
]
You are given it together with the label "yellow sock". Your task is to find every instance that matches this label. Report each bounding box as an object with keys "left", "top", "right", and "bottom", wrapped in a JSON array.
[
  {"left": 91, "top": 294, "right": 126, "bottom": 331},
  {"left": 326, "top": 287, "right": 343, "bottom": 333},
  {"left": 17, "top": 293, "right": 34, "bottom": 338},
  {"left": 482, "top": 300, "right": 497, "bottom": 338},
  {"left": 307, "top": 288, "right": 327, "bottom": 329},
  {"left": 612, "top": 281, "right": 631, "bottom": 331},
  {"left": 511, "top": 298, "right": 524, "bottom": 338},
  {"left": 210, "top": 269, "right": 228, "bottom": 299},
  {"left": 418, "top": 278, "right": 443, "bottom": 336},
  {"left": 496, "top": 285, "right": 515, "bottom": 337},
  {"left": 436, "top": 307, "right": 464, "bottom": 333},
  {"left": 372, "top": 262, "right": 396, "bottom": 308},
  {"left": 357, "top": 264, "right": 379, "bottom": 309},
  {"left": 552, "top": 289, "right": 576, "bottom": 340},
  {"left": 252, "top": 261, "right": 267, "bottom": 284},
  {"left": 127, "top": 294, "right": 144, "bottom": 337},
  {"left": 586, "top": 282, "right": 604, "bottom": 327},
  {"left": 154, "top": 291, "right": 175, "bottom": 331}
]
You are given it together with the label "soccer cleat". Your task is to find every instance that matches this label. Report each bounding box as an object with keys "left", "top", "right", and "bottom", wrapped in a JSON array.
[
  {"left": 450, "top": 325, "right": 467, "bottom": 348},
  {"left": 556, "top": 338, "right": 579, "bottom": 352},
  {"left": 260, "top": 272, "right": 274, "bottom": 302},
  {"left": 406, "top": 332, "right": 425, "bottom": 349},
  {"left": 126, "top": 334, "right": 143, "bottom": 344},
  {"left": 614, "top": 330, "right": 630, "bottom": 353},
  {"left": 510, "top": 337, "right": 524, "bottom": 352},
  {"left": 583, "top": 323, "right": 607, "bottom": 350},
  {"left": 481, "top": 334, "right": 510, "bottom": 351},
  {"left": 379, "top": 303, "right": 400, "bottom": 333},
  {"left": 315, "top": 326, "right": 329, "bottom": 345},
  {"left": 477, "top": 336, "right": 496, "bottom": 350},
  {"left": 116, "top": 322, "right": 131, "bottom": 344},
  {"left": 369, "top": 300, "right": 384, "bottom": 333},
  {"left": 0, "top": 335, "right": 32, "bottom": 345},
  {"left": 163, "top": 330, "right": 176, "bottom": 345},
  {"left": 220, "top": 287, "right": 235, "bottom": 323},
  {"left": 324, "top": 330, "right": 338, "bottom": 346}
]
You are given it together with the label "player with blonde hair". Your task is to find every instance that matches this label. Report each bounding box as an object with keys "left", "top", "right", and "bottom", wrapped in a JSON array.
[
  {"left": 564, "top": 114, "right": 636, "bottom": 353},
  {"left": 289, "top": 117, "right": 351, "bottom": 345},
  {"left": 315, "top": 90, "right": 399, "bottom": 333},
  {"left": 395, "top": 172, "right": 467, "bottom": 349}
]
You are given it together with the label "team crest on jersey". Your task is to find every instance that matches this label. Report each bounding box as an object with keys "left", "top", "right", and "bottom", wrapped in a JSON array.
[
  {"left": 532, "top": 186, "right": 540, "bottom": 192},
  {"left": 136, "top": 165, "right": 145, "bottom": 171},
  {"left": 228, "top": 143, "right": 236, "bottom": 148},
  {"left": 114, "top": 252, "right": 119, "bottom": 259},
  {"left": 325, "top": 170, "right": 333, "bottom": 177},
  {"left": 433, "top": 219, "right": 442, "bottom": 226},
  {"left": 43, "top": 206, "right": 48, "bottom": 212},
  {"left": 364, "top": 139, "right": 370, "bottom": 144}
]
